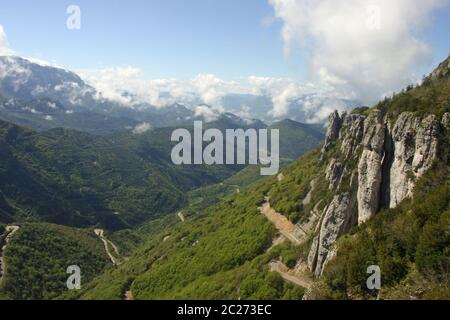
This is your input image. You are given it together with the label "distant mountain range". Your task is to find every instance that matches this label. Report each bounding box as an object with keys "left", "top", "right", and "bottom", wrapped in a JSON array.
[
  {"left": 0, "top": 56, "right": 265, "bottom": 134},
  {"left": 0, "top": 56, "right": 357, "bottom": 135}
]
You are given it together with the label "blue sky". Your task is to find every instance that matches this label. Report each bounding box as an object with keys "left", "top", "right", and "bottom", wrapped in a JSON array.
[
  {"left": 0, "top": 1, "right": 449, "bottom": 121},
  {"left": 0, "top": 0, "right": 293, "bottom": 79},
  {"left": 0, "top": 0, "right": 447, "bottom": 80}
]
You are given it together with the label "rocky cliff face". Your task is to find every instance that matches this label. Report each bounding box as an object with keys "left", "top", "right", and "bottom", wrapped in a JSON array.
[{"left": 307, "top": 109, "right": 449, "bottom": 276}]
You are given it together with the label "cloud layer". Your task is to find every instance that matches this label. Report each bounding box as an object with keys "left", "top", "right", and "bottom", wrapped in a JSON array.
[
  {"left": 132, "top": 122, "right": 152, "bottom": 135},
  {"left": 269, "top": 0, "right": 448, "bottom": 103},
  {"left": 0, "top": 25, "right": 14, "bottom": 56},
  {"left": 79, "top": 68, "right": 242, "bottom": 110},
  {"left": 80, "top": 67, "right": 350, "bottom": 122}
]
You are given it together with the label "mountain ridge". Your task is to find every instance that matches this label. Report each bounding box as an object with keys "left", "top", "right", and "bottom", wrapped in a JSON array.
[{"left": 61, "top": 54, "right": 449, "bottom": 300}]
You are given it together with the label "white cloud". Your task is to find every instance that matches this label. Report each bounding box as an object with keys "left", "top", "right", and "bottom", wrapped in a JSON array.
[
  {"left": 236, "top": 105, "right": 252, "bottom": 120},
  {"left": 191, "top": 74, "right": 233, "bottom": 107},
  {"left": 0, "top": 25, "right": 14, "bottom": 56},
  {"left": 0, "top": 56, "right": 32, "bottom": 91},
  {"left": 80, "top": 67, "right": 352, "bottom": 122},
  {"left": 22, "top": 106, "right": 41, "bottom": 114},
  {"left": 53, "top": 81, "right": 94, "bottom": 105},
  {"left": 271, "top": 82, "right": 300, "bottom": 117},
  {"left": 300, "top": 95, "right": 348, "bottom": 123},
  {"left": 269, "top": 0, "right": 448, "bottom": 103},
  {"left": 80, "top": 69, "right": 242, "bottom": 109},
  {"left": 44, "top": 115, "right": 54, "bottom": 121},
  {"left": 193, "top": 105, "right": 222, "bottom": 122},
  {"left": 132, "top": 122, "right": 152, "bottom": 135},
  {"left": 80, "top": 67, "right": 162, "bottom": 107},
  {"left": 248, "top": 75, "right": 346, "bottom": 119}
]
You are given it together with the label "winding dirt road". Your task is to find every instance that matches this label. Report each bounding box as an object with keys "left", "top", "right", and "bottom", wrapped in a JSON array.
[
  {"left": 177, "top": 212, "right": 185, "bottom": 222},
  {"left": 94, "top": 229, "right": 122, "bottom": 266},
  {"left": 270, "top": 261, "right": 312, "bottom": 289},
  {"left": 258, "top": 197, "right": 302, "bottom": 245}
]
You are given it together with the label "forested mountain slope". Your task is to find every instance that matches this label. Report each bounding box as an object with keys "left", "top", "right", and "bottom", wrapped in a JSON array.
[
  {"left": 69, "top": 55, "right": 449, "bottom": 300},
  {"left": 0, "top": 120, "right": 238, "bottom": 229},
  {"left": 0, "top": 223, "right": 111, "bottom": 300},
  {"left": 0, "top": 116, "right": 324, "bottom": 300}
]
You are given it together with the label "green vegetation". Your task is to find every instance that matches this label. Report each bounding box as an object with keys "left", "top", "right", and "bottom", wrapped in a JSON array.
[
  {"left": 269, "top": 119, "right": 325, "bottom": 161},
  {"left": 1, "top": 57, "right": 449, "bottom": 301},
  {"left": 376, "top": 74, "right": 450, "bottom": 119},
  {"left": 0, "top": 114, "right": 325, "bottom": 300},
  {"left": 0, "top": 121, "right": 241, "bottom": 229},
  {"left": 267, "top": 149, "right": 330, "bottom": 223},
  {"left": 61, "top": 174, "right": 313, "bottom": 300},
  {"left": 70, "top": 59, "right": 449, "bottom": 301},
  {"left": 309, "top": 164, "right": 449, "bottom": 300},
  {"left": 0, "top": 115, "right": 323, "bottom": 230},
  {"left": 0, "top": 223, "right": 111, "bottom": 300}
]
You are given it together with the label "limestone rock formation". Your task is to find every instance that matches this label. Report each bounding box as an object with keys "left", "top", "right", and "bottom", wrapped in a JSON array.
[
  {"left": 321, "top": 111, "right": 342, "bottom": 154},
  {"left": 340, "top": 113, "right": 365, "bottom": 158},
  {"left": 357, "top": 110, "right": 385, "bottom": 224},
  {"left": 308, "top": 181, "right": 358, "bottom": 276},
  {"left": 325, "top": 159, "right": 343, "bottom": 190},
  {"left": 442, "top": 113, "right": 450, "bottom": 130},
  {"left": 388, "top": 113, "right": 440, "bottom": 207},
  {"left": 427, "top": 54, "right": 450, "bottom": 81},
  {"left": 308, "top": 108, "right": 447, "bottom": 276}
]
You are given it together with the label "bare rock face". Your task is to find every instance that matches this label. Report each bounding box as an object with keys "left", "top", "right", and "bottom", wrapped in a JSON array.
[
  {"left": 309, "top": 111, "right": 367, "bottom": 276},
  {"left": 442, "top": 113, "right": 450, "bottom": 130},
  {"left": 307, "top": 235, "right": 319, "bottom": 274},
  {"left": 389, "top": 113, "right": 440, "bottom": 207},
  {"left": 307, "top": 109, "right": 446, "bottom": 277},
  {"left": 357, "top": 110, "right": 385, "bottom": 224},
  {"left": 325, "top": 159, "right": 344, "bottom": 190},
  {"left": 340, "top": 114, "right": 365, "bottom": 158},
  {"left": 427, "top": 54, "right": 450, "bottom": 81},
  {"left": 308, "top": 185, "right": 358, "bottom": 276},
  {"left": 321, "top": 111, "right": 342, "bottom": 154}
]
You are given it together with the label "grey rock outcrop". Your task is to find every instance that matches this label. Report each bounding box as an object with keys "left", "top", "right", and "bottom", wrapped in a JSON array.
[
  {"left": 388, "top": 113, "right": 440, "bottom": 207},
  {"left": 308, "top": 177, "right": 358, "bottom": 276},
  {"left": 442, "top": 113, "right": 450, "bottom": 130},
  {"left": 357, "top": 110, "right": 385, "bottom": 224},
  {"left": 325, "top": 159, "right": 344, "bottom": 190},
  {"left": 321, "top": 111, "right": 342, "bottom": 154},
  {"left": 309, "top": 109, "right": 446, "bottom": 276},
  {"left": 427, "top": 54, "right": 450, "bottom": 81},
  {"left": 340, "top": 114, "right": 365, "bottom": 158}
]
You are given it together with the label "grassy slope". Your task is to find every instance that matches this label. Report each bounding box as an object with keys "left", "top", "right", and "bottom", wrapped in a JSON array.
[
  {"left": 62, "top": 152, "right": 321, "bottom": 300},
  {"left": 269, "top": 119, "right": 325, "bottom": 161},
  {"left": 0, "top": 116, "right": 326, "bottom": 300},
  {"left": 68, "top": 148, "right": 448, "bottom": 299}
]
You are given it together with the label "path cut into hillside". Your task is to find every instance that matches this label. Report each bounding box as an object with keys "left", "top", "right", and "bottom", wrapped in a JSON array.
[
  {"left": 0, "top": 226, "right": 20, "bottom": 285},
  {"left": 94, "top": 229, "right": 123, "bottom": 266},
  {"left": 258, "top": 197, "right": 302, "bottom": 245},
  {"left": 269, "top": 261, "right": 313, "bottom": 289},
  {"left": 177, "top": 212, "right": 185, "bottom": 222}
]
